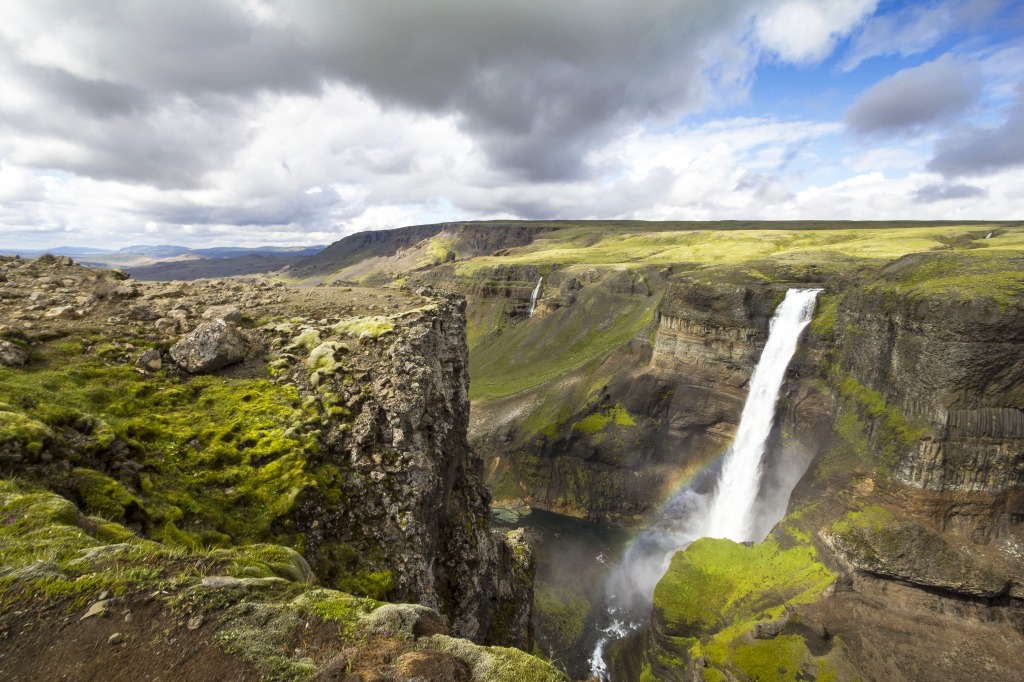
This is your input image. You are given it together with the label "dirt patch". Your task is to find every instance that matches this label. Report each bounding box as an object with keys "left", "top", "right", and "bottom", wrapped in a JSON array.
[{"left": 0, "top": 598, "right": 257, "bottom": 682}]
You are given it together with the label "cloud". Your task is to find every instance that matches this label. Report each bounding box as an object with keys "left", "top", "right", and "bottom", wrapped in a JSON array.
[
  {"left": 0, "top": 0, "right": 793, "bottom": 186},
  {"left": 756, "top": 0, "right": 878, "bottom": 63},
  {"left": 0, "top": 1, "right": 1018, "bottom": 250},
  {"left": 927, "top": 84, "right": 1024, "bottom": 176},
  {"left": 913, "top": 182, "right": 987, "bottom": 202},
  {"left": 845, "top": 55, "right": 981, "bottom": 134}
]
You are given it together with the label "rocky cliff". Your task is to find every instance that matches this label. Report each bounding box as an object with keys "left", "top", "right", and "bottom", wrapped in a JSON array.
[
  {"left": 0, "top": 254, "right": 555, "bottom": 680},
  {"left": 637, "top": 251, "right": 1024, "bottom": 681}
]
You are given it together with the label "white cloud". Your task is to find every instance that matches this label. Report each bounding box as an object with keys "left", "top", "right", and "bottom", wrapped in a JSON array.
[
  {"left": 756, "top": 0, "right": 878, "bottom": 63},
  {"left": 0, "top": 1, "right": 1018, "bottom": 251}
]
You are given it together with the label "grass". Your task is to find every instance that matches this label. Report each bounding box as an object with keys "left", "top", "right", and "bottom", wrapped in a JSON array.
[
  {"left": 469, "top": 271, "right": 660, "bottom": 401},
  {"left": 653, "top": 536, "right": 835, "bottom": 639},
  {"left": 450, "top": 223, "right": 1019, "bottom": 272}
]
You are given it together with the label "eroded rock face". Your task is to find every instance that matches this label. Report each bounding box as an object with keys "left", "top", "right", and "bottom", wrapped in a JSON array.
[
  {"left": 170, "top": 320, "right": 249, "bottom": 373},
  {"left": 288, "top": 293, "right": 534, "bottom": 647},
  {"left": 836, "top": 289, "right": 1024, "bottom": 496}
]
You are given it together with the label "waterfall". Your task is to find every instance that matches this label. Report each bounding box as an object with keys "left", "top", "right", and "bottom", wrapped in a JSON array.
[
  {"left": 528, "top": 277, "right": 543, "bottom": 317},
  {"left": 588, "top": 287, "right": 821, "bottom": 680},
  {"left": 703, "top": 287, "right": 821, "bottom": 541}
]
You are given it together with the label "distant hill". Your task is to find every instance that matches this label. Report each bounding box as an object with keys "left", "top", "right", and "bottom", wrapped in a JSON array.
[{"left": 0, "top": 243, "right": 328, "bottom": 280}]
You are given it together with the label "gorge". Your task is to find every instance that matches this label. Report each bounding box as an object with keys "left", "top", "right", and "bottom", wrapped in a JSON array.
[{"left": 2, "top": 220, "right": 1023, "bottom": 681}]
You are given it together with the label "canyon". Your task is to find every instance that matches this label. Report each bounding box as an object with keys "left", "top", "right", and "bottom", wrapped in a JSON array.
[{"left": 1, "top": 220, "right": 1022, "bottom": 681}]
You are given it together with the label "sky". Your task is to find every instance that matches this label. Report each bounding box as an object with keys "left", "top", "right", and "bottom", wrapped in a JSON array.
[{"left": 0, "top": 0, "right": 1022, "bottom": 250}]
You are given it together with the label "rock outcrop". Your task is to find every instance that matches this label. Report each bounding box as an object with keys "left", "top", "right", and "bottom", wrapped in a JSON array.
[
  {"left": 0, "top": 256, "right": 537, "bottom": 667},
  {"left": 169, "top": 319, "right": 250, "bottom": 373},
  {"left": 288, "top": 292, "right": 534, "bottom": 646}
]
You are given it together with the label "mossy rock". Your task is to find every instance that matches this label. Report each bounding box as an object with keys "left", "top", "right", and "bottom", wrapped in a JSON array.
[
  {"left": 0, "top": 410, "right": 54, "bottom": 455},
  {"left": 828, "top": 506, "right": 1010, "bottom": 597},
  {"left": 210, "top": 543, "right": 314, "bottom": 583},
  {"left": 331, "top": 316, "right": 395, "bottom": 339},
  {"left": 422, "top": 634, "right": 569, "bottom": 682},
  {"left": 653, "top": 536, "right": 835, "bottom": 639},
  {"left": 70, "top": 468, "right": 145, "bottom": 524}
]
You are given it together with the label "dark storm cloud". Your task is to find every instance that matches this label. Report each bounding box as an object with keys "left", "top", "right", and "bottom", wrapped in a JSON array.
[
  {"left": 845, "top": 55, "right": 980, "bottom": 134},
  {"left": 913, "top": 182, "right": 987, "bottom": 203},
  {"left": 927, "top": 85, "right": 1024, "bottom": 177},
  {"left": 0, "top": 0, "right": 761, "bottom": 186}
]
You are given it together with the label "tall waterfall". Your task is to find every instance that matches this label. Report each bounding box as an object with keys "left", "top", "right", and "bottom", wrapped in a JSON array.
[
  {"left": 702, "top": 287, "right": 821, "bottom": 541},
  {"left": 528, "top": 277, "right": 543, "bottom": 317},
  {"left": 589, "top": 287, "right": 821, "bottom": 680}
]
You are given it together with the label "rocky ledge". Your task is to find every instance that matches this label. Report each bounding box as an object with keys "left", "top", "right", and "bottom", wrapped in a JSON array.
[{"left": 0, "top": 255, "right": 554, "bottom": 680}]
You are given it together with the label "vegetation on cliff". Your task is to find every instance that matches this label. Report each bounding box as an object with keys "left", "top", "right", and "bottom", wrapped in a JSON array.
[{"left": 0, "top": 256, "right": 556, "bottom": 680}]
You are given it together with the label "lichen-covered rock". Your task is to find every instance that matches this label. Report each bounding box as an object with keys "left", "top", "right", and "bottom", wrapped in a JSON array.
[
  {"left": 169, "top": 320, "right": 249, "bottom": 373},
  {"left": 135, "top": 348, "right": 162, "bottom": 371},
  {"left": 202, "top": 304, "right": 242, "bottom": 324},
  {"left": 0, "top": 339, "right": 29, "bottom": 367}
]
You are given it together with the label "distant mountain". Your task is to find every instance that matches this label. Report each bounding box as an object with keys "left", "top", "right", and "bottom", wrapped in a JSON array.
[
  {"left": 0, "top": 243, "right": 329, "bottom": 280},
  {"left": 117, "top": 244, "right": 327, "bottom": 259},
  {"left": 118, "top": 244, "right": 191, "bottom": 258},
  {"left": 0, "top": 246, "right": 113, "bottom": 258}
]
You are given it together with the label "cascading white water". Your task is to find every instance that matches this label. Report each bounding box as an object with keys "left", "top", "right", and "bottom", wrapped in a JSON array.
[
  {"left": 588, "top": 288, "right": 822, "bottom": 680},
  {"left": 528, "top": 277, "right": 543, "bottom": 317},
  {"left": 702, "top": 287, "right": 821, "bottom": 542}
]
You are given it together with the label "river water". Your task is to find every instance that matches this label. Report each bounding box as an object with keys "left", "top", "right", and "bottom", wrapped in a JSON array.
[{"left": 493, "top": 507, "right": 635, "bottom": 678}]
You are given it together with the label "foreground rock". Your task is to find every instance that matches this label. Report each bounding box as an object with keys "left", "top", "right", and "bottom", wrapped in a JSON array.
[
  {"left": 169, "top": 319, "right": 249, "bottom": 373},
  {"left": 0, "top": 339, "right": 28, "bottom": 367}
]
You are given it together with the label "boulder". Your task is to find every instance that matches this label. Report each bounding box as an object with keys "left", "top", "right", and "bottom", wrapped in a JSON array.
[
  {"left": 128, "top": 304, "right": 160, "bottom": 321},
  {"left": 169, "top": 320, "right": 249, "bottom": 374},
  {"left": 135, "top": 349, "right": 162, "bottom": 372},
  {"left": 0, "top": 340, "right": 29, "bottom": 367},
  {"left": 201, "top": 304, "right": 242, "bottom": 324},
  {"left": 45, "top": 305, "right": 81, "bottom": 319}
]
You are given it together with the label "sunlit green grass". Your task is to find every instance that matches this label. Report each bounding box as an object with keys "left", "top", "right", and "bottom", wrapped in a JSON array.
[{"left": 456, "top": 223, "right": 1018, "bottom": 272}]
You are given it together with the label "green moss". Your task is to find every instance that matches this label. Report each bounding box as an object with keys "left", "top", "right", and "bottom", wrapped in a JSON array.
[
  {"left": 422, "top": 634, "right": 568, "bottom": 682},
  {"left": 336, "top": 568, "right": 394, "bottom": 601},
  {"left": 307, "top": 341, "right": 346, "bottom": 374},
  {"left": 331, "top": 316, "right": 395, "bottom": 339},
  {"left": 288, "top": 328, "right": 321, "bottom": 352},
  {"left": 216, "top": 600, "right": 317, "bottom": 680},
  {"left": 831, "top": 505, "right": 894, "bottom": 536},
  {"left": 0, "top": 410, "right": 54, "bottom": 455},
  {"left": 572, "top": 404, "right": 636, "bottom": 436},
  {"left": 534, "top": 584, "right": 590, "bottom": 653},
  {"left": 653, "top": 536, "right": 835, "bottom": 639},
  {"left": 810, "top": 295, "right": 838, "bottom": 338},
  {"left": 833, "top": 375, "right": 928, "bottom": 473},
  {"left": 0, "top": 345, "right": 324, "bottom": 546},
  {"left": 70, "top": 468, "right": 142, "bottom": 522},
  {"left": 728, "top": 634, "right": 809, "bottom": 681},
  {"left": 868, "top": 251, "right": 1024, "bottom": 306}
]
